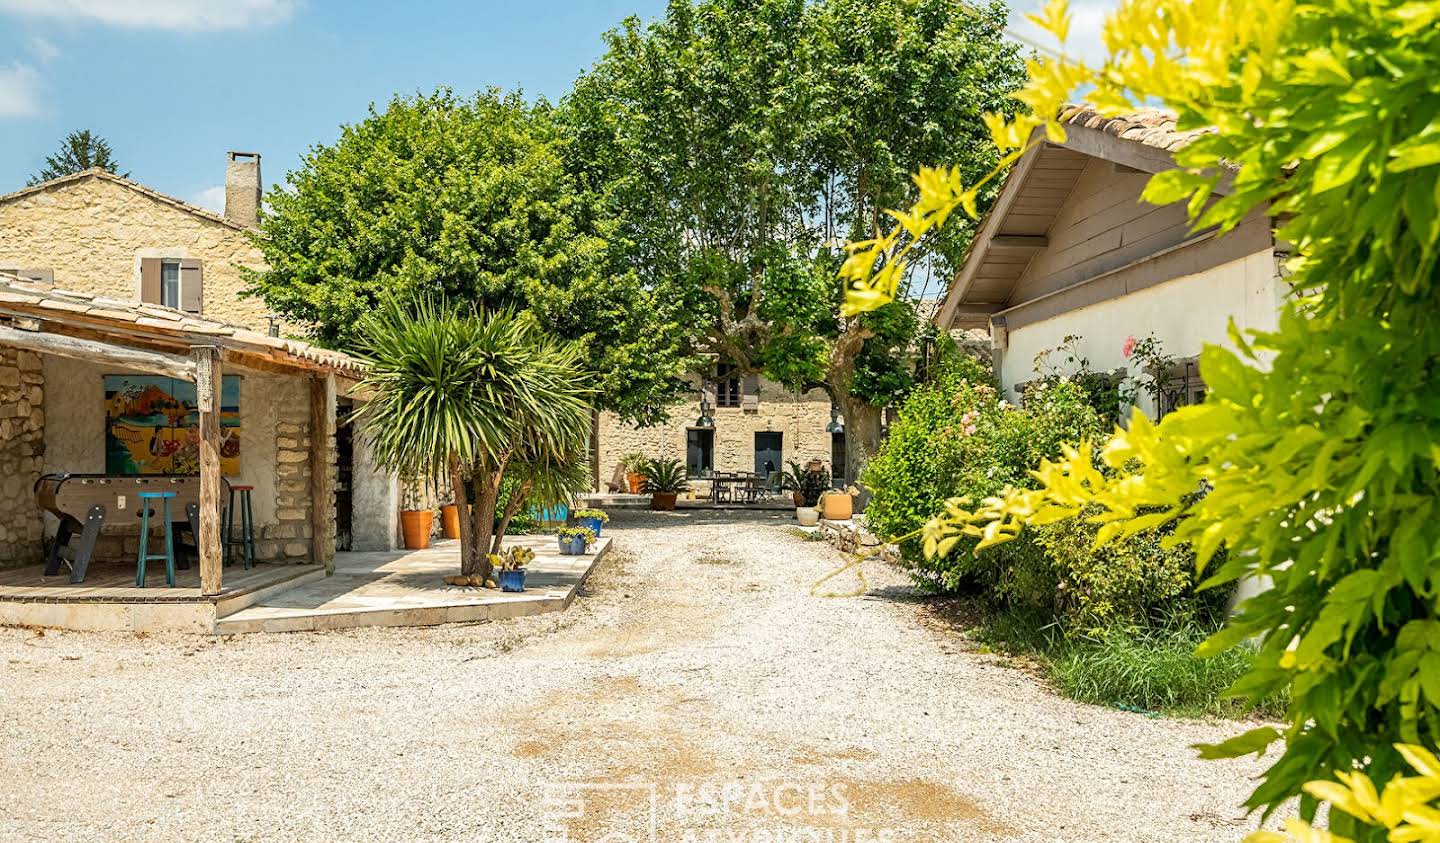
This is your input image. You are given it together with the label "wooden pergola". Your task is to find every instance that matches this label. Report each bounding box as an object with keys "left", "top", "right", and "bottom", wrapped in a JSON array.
[{"left": 0, "top": 278, "right": 364, "bottom": 596}]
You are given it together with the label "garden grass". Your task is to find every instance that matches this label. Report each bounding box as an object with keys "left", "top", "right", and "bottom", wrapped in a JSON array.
[{"left": 962, "top": 603, "right": 1287, "bottom": 720}]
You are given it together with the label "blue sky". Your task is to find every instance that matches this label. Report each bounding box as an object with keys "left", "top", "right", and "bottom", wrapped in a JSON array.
[{"left": 0, "top": 0, "right": 1108, "bottom": 211}]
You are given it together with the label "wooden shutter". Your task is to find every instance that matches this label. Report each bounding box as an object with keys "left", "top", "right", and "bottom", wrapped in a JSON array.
[
  {"left": 741, "top": 374, "right": 760, "bottom": 411},
  {"left": 140, "top": 258, "right": 162, "bottom": 304},
  {"left": 179, "top": 259, "right": 203, "bottom": 314}
]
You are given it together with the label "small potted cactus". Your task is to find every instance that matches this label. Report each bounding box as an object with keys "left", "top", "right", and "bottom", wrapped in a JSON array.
[
  {"left": 557, "top": 525, "right": 596, "bottom": 555},
  {"left": 573, "top": 508, "right": 609, "bottom": 538},
  {"left": 490, "top": 545, "right": 536, "bottom": 593}
]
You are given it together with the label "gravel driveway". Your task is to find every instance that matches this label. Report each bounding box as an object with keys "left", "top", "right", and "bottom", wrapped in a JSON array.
[{"left": 0, "top": 510, "right": 1276, "bottom": 842}]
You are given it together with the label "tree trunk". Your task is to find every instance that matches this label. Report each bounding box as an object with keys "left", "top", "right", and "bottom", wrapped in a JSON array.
[
  {"left": 589, "top": 410, "right": 601, "bottom": 493},
  {"left": 450, "top": 459, "right": 476, "bottom": 576},
  {"left": 469, "top": 466, "right": 504, "bottom": 585},
  {"left": 491, "top": 479, "right": 533, "bottom": 554},
  {"left": 839, "top": 392, "right": 883, "bottom": 486}
]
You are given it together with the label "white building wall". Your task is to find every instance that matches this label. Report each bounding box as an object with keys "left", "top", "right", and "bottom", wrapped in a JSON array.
[{"left": 999, "top": 248, "right": 1283, "bottom": 412}]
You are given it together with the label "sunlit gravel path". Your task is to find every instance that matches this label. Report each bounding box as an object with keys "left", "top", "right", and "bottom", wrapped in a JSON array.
[{"left": 0, "top": 510, "right": 1277, "bottom": 842}]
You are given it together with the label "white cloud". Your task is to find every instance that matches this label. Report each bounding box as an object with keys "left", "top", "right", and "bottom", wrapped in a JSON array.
[
  {"left": 192, "top": 185, "right": 227, "bottom": 213},
  {"left": 1008, "top": 0, "right": 1117, "bottom": 65},
  {"left": 0, "top": 0, "right": 297, "bottom": 32},
  {"left": 0, "top": 62, "right": 42, "bottom": 119},
  {"left": 27, "top": 35, "right": 60, "bottom": 61}
]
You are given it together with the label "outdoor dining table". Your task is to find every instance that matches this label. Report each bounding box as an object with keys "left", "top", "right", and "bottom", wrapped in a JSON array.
[{"left": 709, "top": 472, "right": 765, "bottom": 504}]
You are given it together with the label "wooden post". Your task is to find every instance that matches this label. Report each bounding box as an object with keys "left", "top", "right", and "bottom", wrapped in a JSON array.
[
  {"left": 193, "top": 346, "right": 224, "bottom": 596},
  {"left": 310, "top": 373, "right": 337, "bottom": 573}
]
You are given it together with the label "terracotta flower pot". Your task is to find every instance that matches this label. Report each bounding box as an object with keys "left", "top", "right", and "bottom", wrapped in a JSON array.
[
  {"left": 650, "top": 492, "right": 678, "bottom": 511},
  {"left": 821, "top": 493, "right": 853, "bottom": 522},
  {"left": 441, "top": 504, "right": 466, "bottom": 540},
  {"left": 792, "top": 490, "right": 805, "bottom": 507},
  {"left": 627, "top": 472, "right": 645, "bottom": 494},
  {"left": 400, "top": 509, "right": 434, "bottom": 550}
]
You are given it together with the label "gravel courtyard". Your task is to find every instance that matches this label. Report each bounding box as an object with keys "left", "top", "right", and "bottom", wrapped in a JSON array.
[{"left": 0, "top": 511, "right": 1276, "bottom": 842}]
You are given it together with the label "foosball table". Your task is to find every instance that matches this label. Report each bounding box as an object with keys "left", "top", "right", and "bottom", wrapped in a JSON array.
[{"left": 34, "top": 474, "right": 233, "bottom": 583}]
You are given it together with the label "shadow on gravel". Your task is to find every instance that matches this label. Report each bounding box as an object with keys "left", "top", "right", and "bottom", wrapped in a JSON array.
[{"left": 605, "top": 509, "right": 796, "bottom": 528}]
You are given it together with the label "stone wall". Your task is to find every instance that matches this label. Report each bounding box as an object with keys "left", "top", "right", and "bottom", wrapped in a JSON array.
[
  {"left": 0, "top": 175, "right": 272, "bottom": 330},
  {"left": 597, "top": 376, "right": 835, "bottom": 488},
  {"left": 0, "top": 349, "right": 45, "bottom": 566}
]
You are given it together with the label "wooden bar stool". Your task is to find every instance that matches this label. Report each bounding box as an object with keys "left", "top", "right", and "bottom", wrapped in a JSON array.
[
  {"left": 135, "top": 491, "right": 178, "bottom": 587},
  {"left": 224, "top": 485, "right": 256, "bottom": 570}
]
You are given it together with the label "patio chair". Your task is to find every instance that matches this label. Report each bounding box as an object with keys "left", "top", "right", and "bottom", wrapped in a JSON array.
[{"left": 605, "top": 462, "right": 627, "bottom": 493}]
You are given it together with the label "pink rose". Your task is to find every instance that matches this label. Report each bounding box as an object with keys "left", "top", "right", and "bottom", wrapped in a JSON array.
[{"left": 1122, "top": 336, "right": 1137, "bottom": 358}]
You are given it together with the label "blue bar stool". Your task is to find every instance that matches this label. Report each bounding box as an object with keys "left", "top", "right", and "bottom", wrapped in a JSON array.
[
  {"left": 136, "top": 491, "right": 178, "bottom": 588},
  {"left": 223, "top": 485, "right": 255, "bottom": 570}
]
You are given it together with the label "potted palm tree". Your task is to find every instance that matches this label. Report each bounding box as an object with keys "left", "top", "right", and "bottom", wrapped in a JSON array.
[
  {"left": 620, "top": 453, "right": 647, "bottom": 494},
  {"left": 351, "top": 296, "right": 593, "bottom": 587},
  {"left": 557, "top": 525, "right": 596, "bottom": 555},
  {"left": 641, "top": 458, "right": 689, "bottom": 510}
]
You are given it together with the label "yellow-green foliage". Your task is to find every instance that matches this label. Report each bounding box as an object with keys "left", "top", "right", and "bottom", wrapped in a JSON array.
[{"left": 840, "top": 0, "right": 1440, "bottom": 836}]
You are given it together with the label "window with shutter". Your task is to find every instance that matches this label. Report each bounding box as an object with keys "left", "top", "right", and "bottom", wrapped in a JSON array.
[
  {"left": 178, "top": 259, "right": 203, "bottom": 314},
  {"left": 714, "top": 363, "right": 741, "bottom": 408}
]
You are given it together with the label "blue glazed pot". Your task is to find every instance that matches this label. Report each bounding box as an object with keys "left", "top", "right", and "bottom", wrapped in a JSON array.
[
  {"left": 497, "top": 568, "right": 526, "bottom": 593},
  {"left": 576, "top": 516, "right": 604, "bottom": 537},
  {"left": 559, "top": 535, "right": 588, "bottom": 555}
]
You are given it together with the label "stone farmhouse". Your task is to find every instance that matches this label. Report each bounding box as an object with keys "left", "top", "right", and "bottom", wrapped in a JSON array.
[
  {"left": 0, "top": 154, "right": 400, "bottom": 554},
  {"left": 596, "top": 372, "right": 843, "bottom": 489},
  {"left": 0, "top": 153, "right": 272, "bottom": 330}
]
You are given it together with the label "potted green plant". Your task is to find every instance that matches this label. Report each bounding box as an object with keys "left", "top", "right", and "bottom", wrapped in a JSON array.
[
  {"left": 573, "top": 508, "right": 609, "bottom": 537},
  {"left": 792, "top": 463, "right": 829, "bottom": 525},
  {"left": 557, "top": 525, "right": 596, "bottom": 555},
  {"left": 620, "top": 453, "right": 647, "bottom": 494},
  {"left": 641, "top": 458, "right": 689, "bottom": 511},
  {"left": 490, "top": 545, "right": 535, "bottom": 592}
]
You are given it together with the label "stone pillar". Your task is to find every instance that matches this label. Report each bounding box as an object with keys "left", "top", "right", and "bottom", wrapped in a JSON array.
[{"left": 0, "top": 349, "right": 45, "bottom": 567}]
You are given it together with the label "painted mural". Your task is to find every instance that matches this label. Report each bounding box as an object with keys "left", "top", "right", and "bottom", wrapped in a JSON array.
[{"left": 104, "top": 375, "right": 241, "bottom": 475}]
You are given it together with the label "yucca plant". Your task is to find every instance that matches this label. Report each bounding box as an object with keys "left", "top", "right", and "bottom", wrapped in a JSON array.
[
  {"left": 640, "top": 458, "right": 689, "bottom": 494},
  {"left": 351, "top": 296, "right": 592, "bottom": 581}
]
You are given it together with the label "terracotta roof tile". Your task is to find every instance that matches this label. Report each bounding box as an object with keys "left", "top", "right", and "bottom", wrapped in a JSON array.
[{"left": 1062, "top": 106, "right": 1212, "bottom": 152}]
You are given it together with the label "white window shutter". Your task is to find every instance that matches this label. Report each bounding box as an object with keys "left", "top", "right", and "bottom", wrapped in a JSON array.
[{"left": 178, "top": 259, "right": 203, "bottom": 314}]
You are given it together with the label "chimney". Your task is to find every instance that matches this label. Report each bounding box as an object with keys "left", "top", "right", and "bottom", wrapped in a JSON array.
[{"left": 224, "top": 151, "right": 262, "bottom": 227}]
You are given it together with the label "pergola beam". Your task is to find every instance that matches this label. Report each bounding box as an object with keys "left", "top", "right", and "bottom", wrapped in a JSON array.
[{"left": 0, "top": 322, "right": 195, "bottom": 380}]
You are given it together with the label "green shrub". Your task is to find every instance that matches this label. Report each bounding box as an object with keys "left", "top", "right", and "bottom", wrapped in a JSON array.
[{"left": 864, "top": 372, "right": 1108, "bottom": 596}]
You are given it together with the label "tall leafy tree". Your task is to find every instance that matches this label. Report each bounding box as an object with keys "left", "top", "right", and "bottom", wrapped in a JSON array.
[
  {"left": 563, "top": 0, "right": 1022, "bottom": 479},
  {"left": 246, "top": 88, "right": 689, "bottom": 426},
  {"left": 29, "top": 129, "right": 127, "bottom": 184}
]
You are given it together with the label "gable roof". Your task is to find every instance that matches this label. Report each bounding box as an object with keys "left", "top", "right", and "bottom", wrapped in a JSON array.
[
  {"left": 0, "top": 168, "right": 248, "bottom": 232},
  {"left": 935, "top": 107, "right": 1217, "bottom": 330},
  {"left": 0, "top": 273, "right": 362, "bottom": 378}
]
